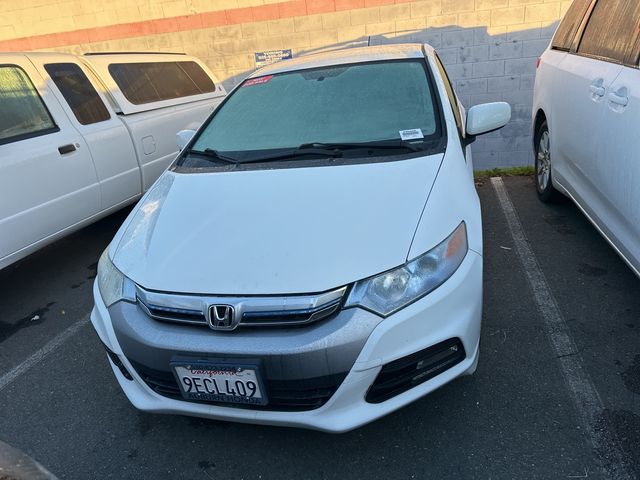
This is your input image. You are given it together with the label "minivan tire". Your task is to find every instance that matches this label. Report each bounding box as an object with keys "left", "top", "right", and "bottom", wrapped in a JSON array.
[{"left": 535, "top": 121, "right": 564, "bottom": 203}]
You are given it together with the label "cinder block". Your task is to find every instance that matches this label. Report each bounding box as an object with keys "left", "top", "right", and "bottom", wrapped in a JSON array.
[
  {"left": 308, "top": 29, "right": 339, "bottom": 47},
  {"left": 522, "top": 38, "right": 550, "bottom": 57},
  {"left": 442, "top": 28, "right": 475, "bottom": 48},
  {"left": 489, "top": 40, "right": 522, "bottom": 60},
  {"left": 504, "top": 57, "right": 537, "bottom": 75},
  {"left": 242, "top": 21, "right": 270, "bottom": 38},
  {"left": 268, "top": 18, "right": 295, "bottom": 36},
  {"left": 395, "top": 17, "right": 426, "bottom": 33},
  {"left": 295, "top": 15, "right": 324, "bottom": 32},
  {"left": 378, "top": 4, "right": 411, "bottom": 22},
  {"left": 469, "top": 92, "right": 500, "bottom": 106},
  {"left": 411, "top": 30, "right": 441, "bottom": 48},
  {"left": 456, "top": 78, "right": 488, "bottom": 94},
  {"left": 321, "top": 11, "right": 351, "bottom": 29},
  {"left": 506, "top": 23, "right": 541, "bottom": 42},
  {"left": 427, "top": 14, "right": 458, "bottom": 29},
  {"left": 525, "top": 3, "right": 561, "bottom": 23},
  {"left": 458, "top": 44, "right": 489, "bottom": 63},
  {"left": 502, "top": 89, "right": 534, "bottom": 105},
  {"left": 475, "top": 25, "right": 506, "bottom": 44},
  {"left": 279, "top": 31, "right": 311, "bottom": 48},
  {"left": 337, "top": 25, "right": 366, "bottom": 42},
  {"left": 365, "top": 21, "right": 395, "bottom": 36},
  {"left": 442, "top": 0, "right": 474, "bottom": 14},
  {"left": 487, "top": 75, "right": 519, "bottom": 93},
  {"left": 350, "top": 7, "right": 380, "bottom": 25},
  {"left": 491, "top": 6, "right": 524, "bottom": 26},
  {"left": 436, "top": 46, "right": 458, "bottom": 64},
  {"left": 457, "top": 10, "right": 491, "bottom": 28},
  {"left": 445, "top": 63, "right": 472, "bottom": 80},
  {"left": 520, "top": 74, "right": 535, "bottom": 90},
  {"left": 473, "top": 60, "right": 505, "bottom": 78},
  {"left": 410, "top": 1, "right": 442, "bottom": 18},
  {"left": 475, "top": 0, "right": 508, "bottom": 10}
]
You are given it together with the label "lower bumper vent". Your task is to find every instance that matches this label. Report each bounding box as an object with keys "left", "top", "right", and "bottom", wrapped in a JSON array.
[
  {"left": 366, "top": 338, "right": 466, "bottom": 404},
  {"left": 128, "top": 359, "right": 346, "bottom": 412}
]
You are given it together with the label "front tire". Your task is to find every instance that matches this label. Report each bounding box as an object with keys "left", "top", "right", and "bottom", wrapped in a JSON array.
[{"left": 535, "top": 121, "right": 563, "bottom": 203}]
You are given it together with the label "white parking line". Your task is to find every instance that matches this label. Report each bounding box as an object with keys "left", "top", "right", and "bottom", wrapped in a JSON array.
[
  {"left": 0, "top": 316, "right": 89, "bottom": 392},
  {"left": 491, "top": 177, "right": 630, "bottom": 479}
]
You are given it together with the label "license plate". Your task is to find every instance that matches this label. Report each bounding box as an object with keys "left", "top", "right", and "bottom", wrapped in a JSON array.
[{"left": 172, "top": 361, "right": 267, "bottom": 406}]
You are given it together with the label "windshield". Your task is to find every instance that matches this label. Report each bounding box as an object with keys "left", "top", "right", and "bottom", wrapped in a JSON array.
[{"left": 180, "top": 59, "right": 443, "bottom": 167}]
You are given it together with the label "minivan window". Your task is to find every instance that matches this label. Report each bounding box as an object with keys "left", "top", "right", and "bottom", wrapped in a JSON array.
[
  {"left": 45, "top": 63, "right": 110, "bottom": 125},
  {"left": 185, "top": 60, "right": 442, "bottom": 166},
  {"left": 108, "top": 61, "right": 216, "bottom": 105},
  {"left": 0, "top": 65, "right": 57, "bottom": 144},
  {"left": 551, "top": 0, "right": 592, "bottom": 51},
  {"left": 578, "top": 0, "right": 640, "bottom": 64}
]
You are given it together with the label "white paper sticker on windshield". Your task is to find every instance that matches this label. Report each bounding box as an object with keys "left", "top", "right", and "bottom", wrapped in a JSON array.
[{"left": 399, "top": 129, "right": 424, "bottom": 141}]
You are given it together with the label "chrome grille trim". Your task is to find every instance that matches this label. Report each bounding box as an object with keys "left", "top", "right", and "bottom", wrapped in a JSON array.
[{"left": 135, "top": 285, "right": 347, "bottom": 328}]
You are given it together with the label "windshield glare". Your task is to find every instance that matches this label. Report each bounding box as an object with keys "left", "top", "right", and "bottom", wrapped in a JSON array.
[{"left": 189, "top": 60, "right": 441, "bottom": 162}]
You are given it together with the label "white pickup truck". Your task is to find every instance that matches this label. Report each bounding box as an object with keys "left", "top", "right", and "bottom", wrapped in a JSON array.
[{"left": 0, "top": 52, "right": 226, "bottom": 269}]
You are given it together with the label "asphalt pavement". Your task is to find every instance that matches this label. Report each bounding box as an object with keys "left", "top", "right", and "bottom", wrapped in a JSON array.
[{"left": 0, "top": 175, "right": 638, "bottom": 479}]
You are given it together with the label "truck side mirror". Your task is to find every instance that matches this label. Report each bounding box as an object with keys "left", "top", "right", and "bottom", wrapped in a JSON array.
[{"left": 176, "top": 129, "right": 196, "bottom": 150}]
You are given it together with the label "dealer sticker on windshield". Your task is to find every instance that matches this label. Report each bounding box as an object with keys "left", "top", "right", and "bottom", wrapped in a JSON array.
[{"left": 399, "top": 129, "right": 424, "bottom": 141}]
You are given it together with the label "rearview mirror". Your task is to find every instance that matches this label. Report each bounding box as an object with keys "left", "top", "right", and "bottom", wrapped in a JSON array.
[
  {"left": 466, "top": 102, "right": 511, "bottom": 137},
  {"left": 176, "top": 129, "right": 196, "bottom": 150}
]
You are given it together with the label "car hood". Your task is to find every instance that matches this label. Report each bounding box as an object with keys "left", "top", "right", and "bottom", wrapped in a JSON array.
[{"left": 111, "top": 155, "right": 443, "bottom": 294}]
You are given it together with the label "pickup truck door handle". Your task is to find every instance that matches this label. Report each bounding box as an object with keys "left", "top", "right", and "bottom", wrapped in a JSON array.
[
  {"left": 58, "top": 144, "right": 76, "bottom": 155},
  {"left": 609, "top": 91, "right": 629, "bottom": 107},
  {"left": 589, "top": 84, "right": 605, "bottom": 97}
]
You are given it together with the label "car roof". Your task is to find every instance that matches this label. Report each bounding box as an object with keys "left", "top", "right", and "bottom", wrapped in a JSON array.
[{"left": 250, "top": 43, "right": 434, "bottom": 77}]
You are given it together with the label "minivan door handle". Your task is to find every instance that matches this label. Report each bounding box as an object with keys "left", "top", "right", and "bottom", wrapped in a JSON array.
[
  {"left": 58, "top": 144, "right": 76, "bottom": 155},
  {"left": 589, "top": 84, "right": 605, "bottom": 97},
  {"left": 609, "top": 91, "right": 629, "bottom": 107}
]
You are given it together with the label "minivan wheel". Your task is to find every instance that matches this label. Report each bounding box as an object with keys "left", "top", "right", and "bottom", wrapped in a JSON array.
[{"left": 535, "top": 121, "right": 563, "bottom": 203}]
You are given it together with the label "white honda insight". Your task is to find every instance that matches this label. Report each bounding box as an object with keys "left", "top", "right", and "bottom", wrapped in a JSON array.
[{"left": 91, "top": 44, "right": 511, "bottom": 432}]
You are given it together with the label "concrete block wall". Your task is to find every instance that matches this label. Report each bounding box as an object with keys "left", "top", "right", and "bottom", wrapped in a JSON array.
[{"left": 0, "top": 0, "right": 574, "bottom": 169}]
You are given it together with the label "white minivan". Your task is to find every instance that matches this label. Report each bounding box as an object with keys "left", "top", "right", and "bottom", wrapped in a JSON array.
[
  {"left": 0, "top": 52, "right": 226, "bottom": 269},
  {"left": 92, "top": 44, "right": 511, "bottom": 431},
  {"left": 532, "top": 0, "right": 640, "bottom": 276}
]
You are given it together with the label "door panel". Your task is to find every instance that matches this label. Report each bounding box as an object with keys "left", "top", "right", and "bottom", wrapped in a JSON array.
[
  {"left": 592, "top": 66, "right": 640, "bottom": 271},
  {"left": 0, "top": 55, "right": 100, "bottom": 263},
  {"left": 34, "top": 56, "right": 141, "bottom": 210},
  {"left": 550, "top": 54, "right": 621, "bottom": 205},
  {"left": 123, "top": 100, "right": 219, "bottom": 191}
]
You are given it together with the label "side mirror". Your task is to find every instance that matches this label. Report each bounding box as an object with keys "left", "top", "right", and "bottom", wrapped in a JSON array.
[
  {"left": 465, "top": 102, "right": 511, "bottom": 137},
  {"left": 176, "top": 129, "right": 196, "bottom": 150}
]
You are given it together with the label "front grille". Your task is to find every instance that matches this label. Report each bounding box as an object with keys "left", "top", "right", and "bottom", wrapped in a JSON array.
[
  {"left": 136, "top": 286, "right": 346, "bottom": 329},
  {"left": 366, "top": 338, "right": 466, "bottom": 404},
  {"left": 128, "top": 359, "right": 346, "bottom": 412}
]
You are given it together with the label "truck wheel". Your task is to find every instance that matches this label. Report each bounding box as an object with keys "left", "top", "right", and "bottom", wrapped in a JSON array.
[{"left": 535, "top": 121, "right": 564, "bottom": 203}]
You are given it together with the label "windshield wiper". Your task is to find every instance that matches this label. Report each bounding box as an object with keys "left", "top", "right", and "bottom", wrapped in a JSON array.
[
  {"left": 298, "top": 140, "right": 424, "bottom": 152},
  {"left": 236, "top": 147, "right": 344, "bottom": 164},
  {"left": 186, "top": 148, "right": 239, "bottom": 164}
]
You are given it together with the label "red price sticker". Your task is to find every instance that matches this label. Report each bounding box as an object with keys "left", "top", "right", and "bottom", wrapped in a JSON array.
[{"left": 243, "top": 75, "right": 273, "bottom": 87}]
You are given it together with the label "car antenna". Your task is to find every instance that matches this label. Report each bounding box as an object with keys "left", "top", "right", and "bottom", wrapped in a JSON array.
[{"left": 367, "top": 35, "right": 371, "bottom": 46}]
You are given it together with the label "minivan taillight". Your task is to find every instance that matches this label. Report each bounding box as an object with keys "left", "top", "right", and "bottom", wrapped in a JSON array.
[{"left": 536, "top": 57, "right": 541, "bottom": 69}]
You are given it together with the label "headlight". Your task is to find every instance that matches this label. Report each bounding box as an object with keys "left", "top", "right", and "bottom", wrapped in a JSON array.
[
  {"left": 97, "top": 249, "right": 135, "bottom": 307},
  {"left": 345, "top": 222, "right": 468, "bottom": 317}
]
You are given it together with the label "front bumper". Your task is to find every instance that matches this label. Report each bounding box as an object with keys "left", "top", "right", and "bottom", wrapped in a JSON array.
[{"left": 90, "top": 250, "right": 482, "bottom": 433}]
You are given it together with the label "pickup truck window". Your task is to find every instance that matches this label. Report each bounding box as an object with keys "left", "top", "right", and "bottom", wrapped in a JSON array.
[
  {"left": 108, "top": 61, "right": 215, "bottom": 105},
  {"left": 0, "top": 65, "right": 58, "bottom": 145},
  {"left": 44, "top": 63, "right": 110, "bottom": 125}
]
